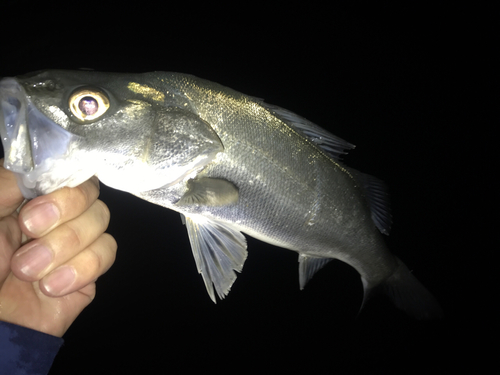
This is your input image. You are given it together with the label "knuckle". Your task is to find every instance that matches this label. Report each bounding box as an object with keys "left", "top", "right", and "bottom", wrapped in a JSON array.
[
  {"left": 87, "top": 245, "right": 104, "bottom": 271},
  {"left": 70, "top": 178, "right": 100, "bottom": 212},
  {"left": 103, "top": 232, "right": 117, "bottom": 248},
  {"left": 87, "top": 234, "right": 117, "bottom": 274},
  {"left": 79, "top": 178, "right": 100, "bottom": 202},
  {"left": 104, "top": 233, "right": 118, "bottom": 258},
  {"left": 63, "top": 222, "right": 83, "bottom": 249},
  {"left": 101, "top": 233, "right": 117, "bottom": 261},
  {"left": 97, "top": 199, "right": 110, "bottom": 219},
  {"left": 94, "top": 200, "right": 111, "bottom": 229}
]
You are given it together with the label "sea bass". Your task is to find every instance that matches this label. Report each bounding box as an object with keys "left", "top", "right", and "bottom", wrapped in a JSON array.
[{"left": 0, "top": 70, "right": 442, "bottom": 319}]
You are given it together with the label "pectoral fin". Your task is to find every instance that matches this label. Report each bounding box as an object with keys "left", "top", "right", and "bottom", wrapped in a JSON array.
[
  {"left": 177, "top": 178, "right": 239, "bottom": 207},
  {"left": 182, "top": 214, "right": 247, "bottom": 302}
]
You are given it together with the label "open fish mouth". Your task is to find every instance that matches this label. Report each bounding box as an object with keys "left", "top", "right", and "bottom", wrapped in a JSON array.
[
  {"left": 0, "top": 77, "right": 86, "bottom": 198},
  {"left": 0, "top": 78, "right": 34, "bottom": 173}
]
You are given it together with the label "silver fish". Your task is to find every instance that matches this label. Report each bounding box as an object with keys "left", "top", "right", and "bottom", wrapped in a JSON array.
[{"left": 0, "top": 70, "right": 442, "bottom": 319}]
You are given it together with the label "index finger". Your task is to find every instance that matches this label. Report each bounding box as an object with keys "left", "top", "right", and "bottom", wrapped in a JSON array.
[
  {"left": 0, "top": 159, "right": 24, "bottom": 218},
  {"left": 19, "top": 177, "right": 101, "bottom": 238}
]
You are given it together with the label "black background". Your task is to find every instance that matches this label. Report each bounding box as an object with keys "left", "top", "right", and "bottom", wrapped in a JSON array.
[{"left": 2, "top": 3, "right": 494, "bottom": 374}]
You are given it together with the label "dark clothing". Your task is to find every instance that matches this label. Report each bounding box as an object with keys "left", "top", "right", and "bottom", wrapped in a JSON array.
[{"left": 0, "top": 321, "right": 63, "bottom": 375}]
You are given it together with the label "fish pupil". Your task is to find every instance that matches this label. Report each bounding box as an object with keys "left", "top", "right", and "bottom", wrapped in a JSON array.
[{"left": 78, "top": 96, "right": 98, "bottom": 116}]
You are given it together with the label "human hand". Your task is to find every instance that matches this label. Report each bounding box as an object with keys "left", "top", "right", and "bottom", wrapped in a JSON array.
[{"left": 0, "top": 159, "right": 117, "bottom": 337}]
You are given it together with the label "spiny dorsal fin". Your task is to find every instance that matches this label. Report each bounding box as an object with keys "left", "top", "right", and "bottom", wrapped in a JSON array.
[{"left": 261, "top": 102, "right": 355, "bottom": 161}]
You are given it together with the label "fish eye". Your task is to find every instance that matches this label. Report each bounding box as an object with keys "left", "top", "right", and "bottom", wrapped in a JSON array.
[{"left": 68, "top": 87, "right": 110, "bottom": 122}]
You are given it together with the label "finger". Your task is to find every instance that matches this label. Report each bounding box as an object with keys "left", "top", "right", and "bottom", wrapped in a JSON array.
[
  {"left": 19, "top": 176, "right": 100, "bottom": 238},
  {"left": 0, "top": 215, "right": 22, "bottom": 284},
  {"left": 40, "top": 233, "right": 117, "bottom": 297},
  {"left": 11, "top": 199, "right": 110, "bottom": 281},
  {"left": 0, "top": 159, "right": 24, "bottom": 217}
]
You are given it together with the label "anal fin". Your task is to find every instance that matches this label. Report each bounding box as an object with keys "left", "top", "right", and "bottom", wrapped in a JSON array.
[{"left": 298, "top": 253, "right": 334, "bottom": 290}]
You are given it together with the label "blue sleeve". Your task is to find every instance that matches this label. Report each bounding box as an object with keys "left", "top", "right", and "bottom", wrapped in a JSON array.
[{"left": 0, "top": 321, "right": 63, "bottom": 375}]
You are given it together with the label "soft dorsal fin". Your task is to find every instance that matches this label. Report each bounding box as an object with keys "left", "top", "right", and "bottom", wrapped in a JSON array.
[
  {"left": 182, "top": 214, "right": 247, "bottom": 302},
  {"left": 261, "top": 102, "right": 355, "bottom": 161},
  {"left": 349, "top": 169, "right": 392, "bottom": 235},
  {"left": 298, "top": 253, "right": 334, "bottom": 289}
]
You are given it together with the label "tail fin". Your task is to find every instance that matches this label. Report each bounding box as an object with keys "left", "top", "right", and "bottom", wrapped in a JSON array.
[{"left": 381, "top": 257, "right": 444, "bottom": 320}]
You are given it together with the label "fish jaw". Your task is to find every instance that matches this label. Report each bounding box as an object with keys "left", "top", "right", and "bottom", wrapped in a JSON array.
[
  {"left": 0, "top": 78, "right": 33, "bottom": 174},
  {"left": 0, "top": 77, "right": 95, "bottom": 198}
]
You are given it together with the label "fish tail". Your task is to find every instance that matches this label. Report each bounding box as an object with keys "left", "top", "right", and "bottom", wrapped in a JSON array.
[{"left": 377, "top": 257, "right": 444, "bottom": 320}]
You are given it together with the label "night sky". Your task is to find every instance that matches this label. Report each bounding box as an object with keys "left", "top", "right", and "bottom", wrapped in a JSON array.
[{"left": 2, "top": 3, "right": 494, "bottom": 374}]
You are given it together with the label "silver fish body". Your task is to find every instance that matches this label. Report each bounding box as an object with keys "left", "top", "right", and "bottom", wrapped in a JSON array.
[{"left": 0, "top": 70, "right": 442, "bottom": 319}]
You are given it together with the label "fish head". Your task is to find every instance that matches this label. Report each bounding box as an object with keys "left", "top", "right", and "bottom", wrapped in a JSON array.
[{"left": 0, "top": 70, "right": 223, "bottom": 198}]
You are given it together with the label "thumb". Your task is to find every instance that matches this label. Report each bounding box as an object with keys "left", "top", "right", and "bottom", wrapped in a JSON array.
[
  {"left": 0, "top": 159, "right": 24, "bottom": 284},
  {"left": 0, "top": 214, "right": 22, "bottom": 286},
  {"left": 0, "top": 159, "right": 24, "bottom": 217}
]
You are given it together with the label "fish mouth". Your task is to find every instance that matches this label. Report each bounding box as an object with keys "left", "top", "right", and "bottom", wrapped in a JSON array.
[
  {"left": 0, "top": 77, "right": 81, "bottom": 198},
  {"left": 0, "top": 78, "right": 34, "bottom": 173}
]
